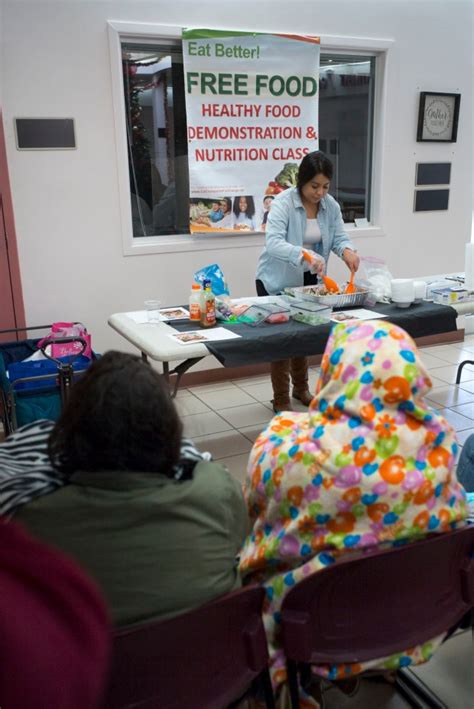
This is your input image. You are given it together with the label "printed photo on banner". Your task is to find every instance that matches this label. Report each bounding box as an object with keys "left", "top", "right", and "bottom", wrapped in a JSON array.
[{"left": 182, "top": 29, "right": 320, "bottom": 234}]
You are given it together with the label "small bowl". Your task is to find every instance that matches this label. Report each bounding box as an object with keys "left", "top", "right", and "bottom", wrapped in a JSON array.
[{"left": 393, "top": 300, "right": 413, "bottom": 309}]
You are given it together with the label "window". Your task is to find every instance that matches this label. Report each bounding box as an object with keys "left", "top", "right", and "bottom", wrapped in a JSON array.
[
  {"left": 319, "top": 55, "right": 375, "bottom": 223},
  {"left": 114, "top": 27, "right": 382, "bottom": 243}
]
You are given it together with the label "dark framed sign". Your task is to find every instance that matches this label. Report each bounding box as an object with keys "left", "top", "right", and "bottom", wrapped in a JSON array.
[
  {"left": 416, "top": 92, "right": 460, "bottom": 142},
  {"left": 414, "top": 188, "right": 449, "bottom": 212},
  {"left": 415, "top": 162, "right": 451, "bottom": 186},
  {"left": 15, "top": 118, "right": 76, "bottom": 150}
]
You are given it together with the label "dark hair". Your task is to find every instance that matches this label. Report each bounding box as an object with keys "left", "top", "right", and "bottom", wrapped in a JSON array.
[
  {"left": 48, "top": 351, "right": 183, "bottom": 476},
  {"left": 263, "top": 195, "right": 275, "bottom": 204},
  {"left": 233, "top": 195, "right": 255, "bottom": 218},
  {"left": 220, "top": 197, "right": 232, "bottom": 213},
  {"left": 297, "top": 151, "right": 333, "bottom": 193}
]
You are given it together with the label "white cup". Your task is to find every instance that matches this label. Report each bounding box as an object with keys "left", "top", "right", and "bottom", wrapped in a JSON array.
[
  {"left": 391, "top": 278, "right": 415, "bottom": 305},
  {"left": 144, "top": 299, "right": 162, "bottom": 323}
]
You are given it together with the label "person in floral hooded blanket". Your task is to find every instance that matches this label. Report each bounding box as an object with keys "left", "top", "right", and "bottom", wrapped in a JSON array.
[{"left": 239, "top": 319, "right": 467, "bottom": 707}]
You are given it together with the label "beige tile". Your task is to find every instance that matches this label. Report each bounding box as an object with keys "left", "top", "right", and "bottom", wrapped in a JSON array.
[
  {"left": 220, "top": 453, "right": 250, "bottom": 484},
  {"left": 237, "top": 380, "right": 274, "bottom": 402},
  {"left": 188, "top": 381, "right": 240, "bottom": 394},
  {"left": 418, "top": 350, "right": 455, "bottom": 369},
  {"left": 450, "top": 402, "right": 474, "bottom": 420},
  {"left": 192, "top": 387, "right": 256, "bottom": 410},
  {"left": 455, "top": 428, "right": 474, "bottom": 446},
  {"left": 182, "top": 411, "right": 233, "bottom": 438},
  {"left": 421, "top": 347, "right": 474, "bottom": 365},
  {"left": 193, "top": 430, "right": 252, "bottom": 459},
  {"left": 457, "top": 379, "right": 474, "bottom": 394},
  {"left": 239, "top": 423, "right": 270, "bottom": 443},
  {"left": 427, "top": 373, "right": 450, "bottom": 388},
  {"left": 219, "top": 402, "right": 273, "bottom": 428},
  {"left": 175, "top": 388, "right": 192, "bottom": 399},
  {"left": 410, "top": 630, "right": 473, "bottom": 709},
  {"left": 428, "top": 363, "right": 474, "bottom": 385},
  {"left": 427, "top": 385, "right": 474, "bottom": 409},
  {"left": 175, "top": 394, "right": 211, "bottom": 416},
  {"left": 438, "top": 408, "right": 474, "bottom": 432}
]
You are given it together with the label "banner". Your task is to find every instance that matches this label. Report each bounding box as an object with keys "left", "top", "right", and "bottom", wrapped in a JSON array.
[{"left": 182, "top": 29, "right": 320, "bottom": 233}]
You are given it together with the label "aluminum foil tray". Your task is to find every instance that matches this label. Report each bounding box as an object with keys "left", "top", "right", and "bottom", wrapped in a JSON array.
[{"left": 285, "top": 285, "right": 368, "bottom": 308}]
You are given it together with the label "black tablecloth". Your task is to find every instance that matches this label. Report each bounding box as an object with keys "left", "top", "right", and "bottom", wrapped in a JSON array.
[{"left": 171, "top": 301, "right": 457, "bottom": 368}]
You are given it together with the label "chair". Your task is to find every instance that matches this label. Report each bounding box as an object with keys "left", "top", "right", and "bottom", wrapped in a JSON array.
[
  {"left": 103, "top": 585, "right": 275, "bottom": 709},
  {"left": 281, "top": 527, "right": 474, "bottom": 709},
  {"left": 456, "top": 358, "right": 474, "bottom": 384}
]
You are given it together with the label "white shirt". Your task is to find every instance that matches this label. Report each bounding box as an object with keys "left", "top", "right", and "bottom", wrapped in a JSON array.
[{"left": 303, "top": 218, "right": 322, "bottom": 246}]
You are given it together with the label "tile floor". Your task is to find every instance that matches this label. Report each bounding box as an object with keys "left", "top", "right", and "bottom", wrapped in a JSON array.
[
  {"left": 178, "top": 337, "right": 474, "bottom": 707},
  {"left": 179, "top": 338, "right": 474, "bottom": 482}
]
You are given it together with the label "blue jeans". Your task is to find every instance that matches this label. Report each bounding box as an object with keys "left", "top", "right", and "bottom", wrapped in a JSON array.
[{"left": 456, "top": 434, "right": 474, "bottom": 492}]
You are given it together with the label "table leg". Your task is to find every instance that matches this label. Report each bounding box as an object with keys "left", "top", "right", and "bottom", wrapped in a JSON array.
[{"left": 165, "top": 357, "right": 204, "bottom": 398}]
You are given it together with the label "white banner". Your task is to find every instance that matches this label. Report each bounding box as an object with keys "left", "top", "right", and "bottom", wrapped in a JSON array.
[{"left": 182, "top": 29, "right": 320, "bottom": 233}]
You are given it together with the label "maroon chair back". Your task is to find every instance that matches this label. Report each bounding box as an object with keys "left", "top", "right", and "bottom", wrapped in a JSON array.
[
  {"left": 104, "top": 585, "right": 274, "bottom": 709},
  {"left": 281, "top": 526, "right": 474, "bottom": 665}
]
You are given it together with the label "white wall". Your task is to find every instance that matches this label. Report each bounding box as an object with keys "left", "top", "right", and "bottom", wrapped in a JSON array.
[{"left": 1, "top": 0, "right": 473, "bottom": 356}]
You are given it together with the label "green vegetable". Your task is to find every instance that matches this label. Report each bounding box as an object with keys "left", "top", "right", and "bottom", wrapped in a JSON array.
[{"left": 275, "top": 163, "right": 299, "bottom": 188}]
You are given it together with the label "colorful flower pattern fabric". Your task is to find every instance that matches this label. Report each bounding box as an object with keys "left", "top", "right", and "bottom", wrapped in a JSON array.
[{"left": 239, "top": 320, "right": 467, "bottom": 705}]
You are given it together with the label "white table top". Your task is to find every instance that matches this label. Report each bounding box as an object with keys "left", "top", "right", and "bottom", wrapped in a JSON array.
[{"left": 108, "top": 312, "right": 209, "bottom": 362}]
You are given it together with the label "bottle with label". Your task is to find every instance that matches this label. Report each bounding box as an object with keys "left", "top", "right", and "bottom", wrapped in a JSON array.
[
  {"left": 189, "top": 283, "right": 201, "bottom": 323},
  {"left": 200, "top": 279, "right": 216, "bottom": 328}
]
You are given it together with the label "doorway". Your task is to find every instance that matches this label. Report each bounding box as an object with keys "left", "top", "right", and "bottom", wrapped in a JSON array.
[{"left": 0, "top": 111, "right": 24, "bottom": 342}]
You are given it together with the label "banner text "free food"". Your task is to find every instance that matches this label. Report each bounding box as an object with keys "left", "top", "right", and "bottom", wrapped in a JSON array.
[{"left": 186, "top": 73, "right": 317, "bottom": 97}]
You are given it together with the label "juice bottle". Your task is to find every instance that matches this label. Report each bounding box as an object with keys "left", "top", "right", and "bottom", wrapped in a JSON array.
[
  {"left": 189, "top": 283, "right": 201, "bottom": 323},
  {"left": 200, "top": 279, "right": 216, "bottom": 328}
]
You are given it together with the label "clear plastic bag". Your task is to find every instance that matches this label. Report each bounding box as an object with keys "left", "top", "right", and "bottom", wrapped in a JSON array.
[
  {"left": 193, "top": 264, "right": 230, "bottom": 296},
  {"left": 355, "top": 256, "right": 393, "bottom": 304}
]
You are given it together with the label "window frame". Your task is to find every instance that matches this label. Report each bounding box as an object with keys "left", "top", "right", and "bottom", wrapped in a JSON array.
[{"left": 108, "top": 21, "right": 393, "bottom": 257}]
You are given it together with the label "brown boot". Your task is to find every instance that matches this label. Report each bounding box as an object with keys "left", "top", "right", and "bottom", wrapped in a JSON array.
[
  {"left": 290, "top": 357, "right": 313, "bottom": 406},
  {"left": 271, "top": 360, "right": 291, "bottom": 413}
]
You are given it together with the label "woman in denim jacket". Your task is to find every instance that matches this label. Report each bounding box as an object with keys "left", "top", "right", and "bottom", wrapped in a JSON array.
[{"left": 256, "top": 151, "right": 360, "bottom": 412}]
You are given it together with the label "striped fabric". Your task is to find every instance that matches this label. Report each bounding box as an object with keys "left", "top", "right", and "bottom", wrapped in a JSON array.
[
  {"left": 0, "top": 421, "right": 211, "bottom": 517},
  {"left": 0, "top": 420, "right": 62, "bottom": 518}
]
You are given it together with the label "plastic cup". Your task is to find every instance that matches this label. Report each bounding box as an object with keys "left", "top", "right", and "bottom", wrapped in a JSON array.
[{"left": 144, "top": 299, "right": 161, "bottom": 323}]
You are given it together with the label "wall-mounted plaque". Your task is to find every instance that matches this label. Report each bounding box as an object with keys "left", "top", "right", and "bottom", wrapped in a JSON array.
[
  {"left": 414, "top": 189, "right": 449, "bottom": 212},
  {"left": 415, "top": 163, "right": 451, "bottom": 186},
  {"left": 15, "top": 118, "right": 76, "bottom": 150}
]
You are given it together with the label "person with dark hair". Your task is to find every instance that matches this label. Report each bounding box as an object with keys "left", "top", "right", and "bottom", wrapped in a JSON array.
[
  {"left": 240, "top": 320, "right": 467, "bottom": 705},
  {"left": 15, "top": 351, "right": 248, "bottom": 626},
  {"left": 261, "top": 194, "right": 275, "bottom": 231},
  {"left": 233, "top": 195, "right": 256, "bottom": 229},
  {"left": 216, "top": 196, "right": 233, "bottom": 229},
  {"left": 256, "top": 151, "right": 360, "bottom": 412}
]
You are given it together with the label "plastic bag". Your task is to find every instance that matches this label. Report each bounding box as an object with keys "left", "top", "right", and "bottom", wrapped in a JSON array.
[
  {"left": 37, "top": 323, "right": 92, "bottom": 359},
  {"left": 355, "top": 256, "right": 393, "bottom": 304},
  {"left": 193, "top": 264, "right": 230, "bottom": 296}
]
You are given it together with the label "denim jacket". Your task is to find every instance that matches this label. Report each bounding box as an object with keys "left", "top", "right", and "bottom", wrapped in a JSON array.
[{"left": 256, "top": 187, "right": 354, "bottom": 294}]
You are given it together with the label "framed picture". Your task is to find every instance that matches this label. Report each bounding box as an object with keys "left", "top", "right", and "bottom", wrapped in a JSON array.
[{"left": 416, "top": 92, "right": 460, "bottom": 142}]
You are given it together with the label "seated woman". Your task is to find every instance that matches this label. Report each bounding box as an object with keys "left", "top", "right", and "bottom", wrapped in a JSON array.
[
  {"left": 14, "top": 351, "right": 249, "bottom": 626},
  {"left": 239, "top": 320, "right": 467, "bottom": 705}
]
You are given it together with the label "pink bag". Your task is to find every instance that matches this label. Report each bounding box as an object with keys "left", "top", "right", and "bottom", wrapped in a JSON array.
[{"left": 38, "top": 322, "right": 92, "bottom": 359}]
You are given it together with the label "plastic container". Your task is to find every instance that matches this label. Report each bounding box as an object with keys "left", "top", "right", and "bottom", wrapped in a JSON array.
[
  {"left": 189, "top": 283, "right": 201, "bottom": 323},
  {"left": 287, "top": 298, "right": 332, "bottom": 326},
  {"left": 239, "top": 302, "right": 290, "bottom": 326}
]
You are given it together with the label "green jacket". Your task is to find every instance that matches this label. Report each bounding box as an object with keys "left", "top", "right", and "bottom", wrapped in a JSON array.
[{"left": 17, "top": 461, "right": 249, "bottom": 626}]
